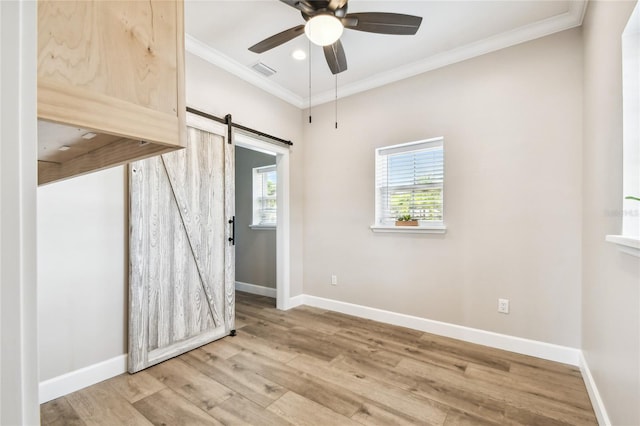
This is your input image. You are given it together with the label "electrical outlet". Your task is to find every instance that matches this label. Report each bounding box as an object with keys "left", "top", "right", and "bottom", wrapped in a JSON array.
[
  {"left": 498, "top": 298, "right": 509, "bottom": 314},
  {"left": 331, "top": 275, "right": 337, "bottom": 286}
]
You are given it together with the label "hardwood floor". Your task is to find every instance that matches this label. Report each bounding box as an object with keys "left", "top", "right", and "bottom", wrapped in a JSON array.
[{"left": 41, "top": 291, "right": 597, "bottom": 425}]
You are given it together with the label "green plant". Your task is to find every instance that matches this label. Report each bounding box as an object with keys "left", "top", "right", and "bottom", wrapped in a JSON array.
[
  {"left": 396, "top": 214, "right": 414, "bottom": 221},
  {"left": 625, "top": 196, "right": 640, "bottom": 202}
]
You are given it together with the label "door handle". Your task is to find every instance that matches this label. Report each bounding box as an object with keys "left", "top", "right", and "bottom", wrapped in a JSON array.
[{"left": 228, "top": 216, "right": 235, "bottom": 245}]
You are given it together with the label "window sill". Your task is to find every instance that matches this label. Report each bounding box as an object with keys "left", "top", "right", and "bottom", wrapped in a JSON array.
[
  {"left": 605, "top": 235, "right": 640, "bottom": 257},
  {"left": 370, "top": 224, "right": 447, "bottom": 234},
  {"left": 249, "top": 225, "right": 276, "bottom": 230}
]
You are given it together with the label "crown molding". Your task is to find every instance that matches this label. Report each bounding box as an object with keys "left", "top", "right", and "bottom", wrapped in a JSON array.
[
  {"left": 309, "top": 1, "right": 588, "bottom": 106},
  {"left": 185, "top": 34, "right": 305, "bottom": 108},
  {"left": 186, "top": 1, "right": 587, "bottom": 109}
]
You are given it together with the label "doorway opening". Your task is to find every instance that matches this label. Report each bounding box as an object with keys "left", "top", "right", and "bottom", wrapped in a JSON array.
[{"left": 234, "top": 132, "right": 291, "bottom": 310}]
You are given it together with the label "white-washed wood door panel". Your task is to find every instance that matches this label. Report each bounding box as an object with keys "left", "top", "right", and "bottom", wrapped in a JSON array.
[{"left": 129, "top": 124, "right": 234, "bottom": 373}]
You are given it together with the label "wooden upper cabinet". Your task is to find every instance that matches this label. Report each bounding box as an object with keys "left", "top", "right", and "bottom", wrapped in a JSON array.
[{"left": 37, "top": 0, "right": 186, "bottom": 185}]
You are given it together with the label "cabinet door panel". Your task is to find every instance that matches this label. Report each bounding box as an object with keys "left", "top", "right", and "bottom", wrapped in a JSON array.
[{"left": 38, "top": 0, "right": 178, "bottom": 115}]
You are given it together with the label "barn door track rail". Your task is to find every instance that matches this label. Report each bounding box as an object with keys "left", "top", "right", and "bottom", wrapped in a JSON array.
[{"left": 186, "top": 107, "right": 294, "bottom": 147}]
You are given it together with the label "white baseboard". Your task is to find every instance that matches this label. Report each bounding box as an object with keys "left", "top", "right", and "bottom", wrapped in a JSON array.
[
  {"left": 301, "top": 294, "right": 581, "bottom": 366},
  {"left": 38, "top": 294, "right": 584, "bottom": 405},
  {"left": 235, "top": 281, "right": 276, "bottom": 298},
  {"left": 579, "top": 351, "right": 610, "bottom": 425},
  {"left": 39, "top": 354, "right": 127, "bottom": 403},
  {"left": 285, "top": 294, "right": 305, "bottom": 309}
]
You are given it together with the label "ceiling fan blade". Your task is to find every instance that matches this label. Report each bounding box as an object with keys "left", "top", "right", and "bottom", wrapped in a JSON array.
[
  {"left": 323, "top": 40, "right": 347, "bottom": 75},
  {"left": 343, "top": 12, "right": 422, "bottom": 35},
  {"left": 279, "top": 0, "right": 321, "bottom": 14},
  {"left": 249, "top": 25, "right": 305, "bottom": 53},
  {"left": 279, "top": 0, "right": 298, "bottom": 7}
]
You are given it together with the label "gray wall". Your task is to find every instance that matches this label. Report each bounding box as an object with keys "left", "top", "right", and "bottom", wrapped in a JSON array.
[
  {"left": 582, "top": 1, "right": 640, "bottom": 424},
  {"left": 235, "top": 146, "right": 277, "bottom": 288},
  {"left": 302, "top": 28, "right": 583, "bottom": 347}
]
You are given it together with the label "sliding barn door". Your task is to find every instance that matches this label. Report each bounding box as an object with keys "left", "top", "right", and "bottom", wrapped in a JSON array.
[{"left": 128, "top": 118, "right": 234, "bottom": 373}]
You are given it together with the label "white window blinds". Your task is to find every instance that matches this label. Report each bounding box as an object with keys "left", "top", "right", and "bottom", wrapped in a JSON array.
[
  {"left": 375, "top": 137, "right": 444, "bottom": 226},
  {"left": 253, "top": 165, "right": 277, "bottom": 226}
]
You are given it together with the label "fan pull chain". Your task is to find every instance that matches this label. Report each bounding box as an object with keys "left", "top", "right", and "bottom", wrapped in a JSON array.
[
  {"left": 335, "top": 74, "right": 338, "bottom": 129},
  {"left": 308, "top": 39, "right": 312, "bottom": 124}
]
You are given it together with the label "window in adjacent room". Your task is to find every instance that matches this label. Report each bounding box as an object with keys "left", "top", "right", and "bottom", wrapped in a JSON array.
[
  {"left": 372, "top": 137, "right": 446, "bottom": 233},
  {"left": 252, "top": 165, "right": 277, "bottom": 227}
]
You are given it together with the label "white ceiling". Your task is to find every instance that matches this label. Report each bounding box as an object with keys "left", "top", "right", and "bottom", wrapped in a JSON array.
[{"left": 185, "top": 0, "right": 586, "bottom": 108}]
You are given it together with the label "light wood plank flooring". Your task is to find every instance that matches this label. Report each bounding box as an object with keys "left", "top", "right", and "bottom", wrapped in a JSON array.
[{"left": 41, "top": 291, "right": 597, "bottom": 425}]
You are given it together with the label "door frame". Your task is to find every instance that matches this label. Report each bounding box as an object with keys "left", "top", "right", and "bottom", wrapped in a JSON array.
[{"left": 234, "top": 132, "right": 291, "bottom": 310}]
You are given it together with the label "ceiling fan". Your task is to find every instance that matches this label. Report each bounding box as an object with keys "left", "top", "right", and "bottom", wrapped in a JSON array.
[{"left": 248, "top": 0, "right": 423, "bottom": 75}]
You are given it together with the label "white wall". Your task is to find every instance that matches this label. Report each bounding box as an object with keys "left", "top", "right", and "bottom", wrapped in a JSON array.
[
  {"left": 37, "top": 166, "right": 127, "bottom": 381},
  {"left": 581, "top": 1, "right": 640, "bottom": 424},
  {"left": 302, "top": 28, "right": 583, "bottom": 347},
  {"left": 1, "top": 1, "right": 39, "bottom": 423},
  {"left": 235, "top": 146, "right": 277, "bottom": 288}
]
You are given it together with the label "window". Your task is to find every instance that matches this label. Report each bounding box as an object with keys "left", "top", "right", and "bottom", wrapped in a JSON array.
[
  {"left": 373, "top": 137, "right": 445, "bottom": 232},
  {"left": 252, "top": 165, "right": 277, "bottom": 227},
  {"left": 606, "top": 2, "right": 640, "bottom": 256}
]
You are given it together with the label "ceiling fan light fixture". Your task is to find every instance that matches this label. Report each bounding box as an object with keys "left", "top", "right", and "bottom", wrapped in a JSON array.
[{"left": 304, "top": 15, "right": 343, "bottom": 46}]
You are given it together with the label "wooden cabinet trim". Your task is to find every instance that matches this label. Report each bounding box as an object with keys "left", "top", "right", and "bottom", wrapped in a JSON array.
[
  {"left": 38, "top": 139, "right": 176, "bottom": 185},
  {"left": 38, "top": 80, "right": 183, "bottom": 148}
]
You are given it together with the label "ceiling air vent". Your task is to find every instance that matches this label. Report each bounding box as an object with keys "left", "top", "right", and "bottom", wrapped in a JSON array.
[{"left": 251, "top": 62, "right": 277, "bottom": 77}]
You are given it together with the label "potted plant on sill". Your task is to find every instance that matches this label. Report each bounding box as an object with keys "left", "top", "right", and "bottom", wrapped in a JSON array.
[{"left": 395, "top": 214, "right": 419, "bottom": 226}]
